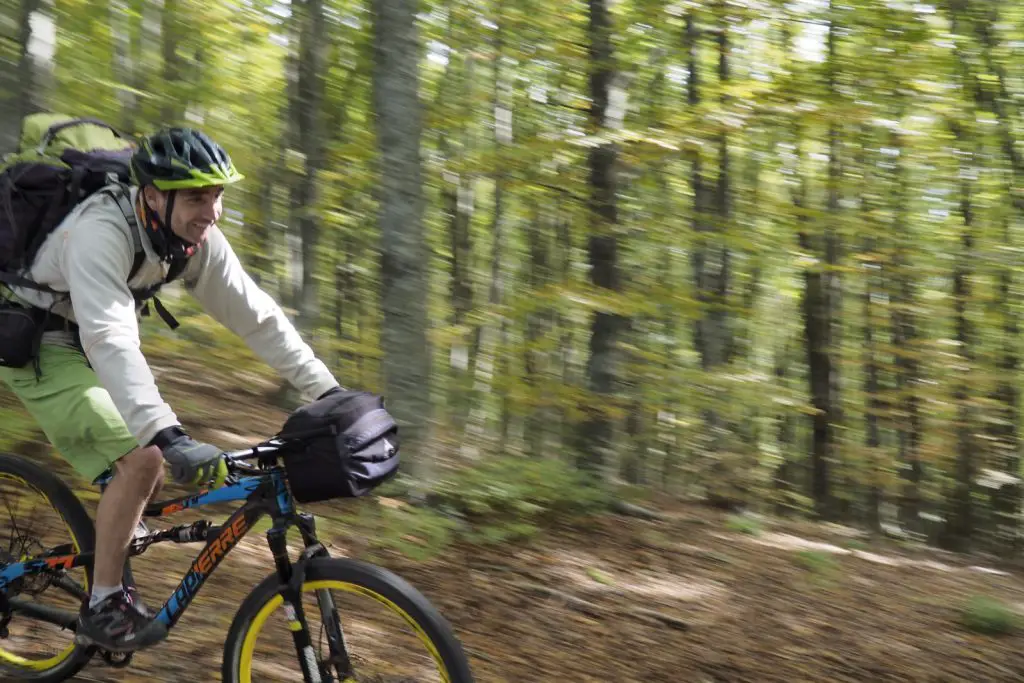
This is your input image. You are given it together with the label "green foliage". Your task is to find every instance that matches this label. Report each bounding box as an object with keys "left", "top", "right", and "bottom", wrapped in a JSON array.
[
  {"left": 793, "top": 550, "right": 840, "bottom": 577},
  {"left": 726, "top": 515, "right": 762, "bottom": 536},
  {"left": 7, "top": 0, "right": 1020, "bottom": 557},
  {"left": 432, "top": 456, "right": 611, "bottom": 543},
  {"left": 354, "top": 504, "right": 459, "bottom": 563},
  {"left": 959, "top": 596, "right": 1020, "bottom": 636}
]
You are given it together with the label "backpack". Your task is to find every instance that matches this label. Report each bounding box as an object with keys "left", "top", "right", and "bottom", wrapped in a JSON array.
[{"left": 0, "top": 114, "right": 184, "bottom": 328}]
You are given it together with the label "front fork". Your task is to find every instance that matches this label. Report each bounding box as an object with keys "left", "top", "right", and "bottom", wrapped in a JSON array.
[{"left": 267, "top": 513, "right": 352, "bottom": 683}]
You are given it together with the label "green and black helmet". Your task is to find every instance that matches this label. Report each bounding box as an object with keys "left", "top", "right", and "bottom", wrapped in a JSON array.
[{"left": 131, "top": 128, "right": 244, "bottom": 190}]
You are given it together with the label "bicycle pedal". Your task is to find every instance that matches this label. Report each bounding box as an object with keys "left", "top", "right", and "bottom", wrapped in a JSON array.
[{"left": 100, "top": 649, "right": 134, "bottom": 668}]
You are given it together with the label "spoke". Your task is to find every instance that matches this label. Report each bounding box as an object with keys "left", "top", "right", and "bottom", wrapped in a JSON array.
[
  {"left": 14, "top": 496, "right": 46, "bottom": 559},
  {"left": 2, "top": 488, "right": 25, "bottom": 557}
]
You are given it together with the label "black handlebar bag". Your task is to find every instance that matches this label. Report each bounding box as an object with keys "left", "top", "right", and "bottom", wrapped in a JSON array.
[{"left": 278, "top": 390, "right": 400, "bottom": 503}]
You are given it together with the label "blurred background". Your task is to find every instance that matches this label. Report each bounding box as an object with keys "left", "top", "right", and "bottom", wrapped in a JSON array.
[{"left": 1, "top": 0, "right": 1024, "bottom": 680}]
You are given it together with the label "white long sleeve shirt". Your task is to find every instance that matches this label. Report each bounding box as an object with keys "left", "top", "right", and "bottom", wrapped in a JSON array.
[{"left": 11, "top": 186, "right": 338, "bottom": 447}]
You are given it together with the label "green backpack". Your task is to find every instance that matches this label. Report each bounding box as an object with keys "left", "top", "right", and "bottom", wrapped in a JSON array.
[
  {"left": 0, "top": 114, "right": 135, "bottom": 291},
  {"left": 0, "top": 114, "right": 183, "bottom": 328}
]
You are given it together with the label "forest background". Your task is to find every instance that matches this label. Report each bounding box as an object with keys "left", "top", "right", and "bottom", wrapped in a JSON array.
[{"left": 1, "top": 0, "right": 1023, "bottom": 580}]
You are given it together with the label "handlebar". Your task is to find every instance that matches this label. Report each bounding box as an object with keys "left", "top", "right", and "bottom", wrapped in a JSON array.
[
  {"left": 222, "top": 440, "right": 284, "bottom": 477},
  {"left": 220, "top": 424, "right": 332, "bottom": 477}
]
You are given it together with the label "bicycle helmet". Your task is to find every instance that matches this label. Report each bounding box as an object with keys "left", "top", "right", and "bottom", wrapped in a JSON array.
[
  {"left": 130, "top": 128, "right": 244, "bottom": 258},
  {"left": 131, "top": 128, "right": 244, "bottom": 190}
]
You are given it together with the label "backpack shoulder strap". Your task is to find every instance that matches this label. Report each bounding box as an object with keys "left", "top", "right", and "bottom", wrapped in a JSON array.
[
  {"left": 101, "top": 184, "right": 185, "bottom": 331},
  {"left": 102, "top": 183, "right": 146, "bottom": 277},
  {"left": 165, "top": 254, "right": 189, "bottom": 284},
  {"left": 98, "top": 183, "right": 148, "bottom": 283},
  {"left": 0, "top": 271, "right": 58, "bottom": 293},
  {"left": 148, "top": 255, "right": 187, "bottom": 330}
]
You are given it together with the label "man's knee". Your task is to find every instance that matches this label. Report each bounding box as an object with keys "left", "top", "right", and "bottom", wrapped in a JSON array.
[{"left": 115, "top": 445, "right": 164, "bottom": 487}]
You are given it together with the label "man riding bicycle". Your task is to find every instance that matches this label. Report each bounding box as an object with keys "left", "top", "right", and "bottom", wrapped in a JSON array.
[{"left": 0, "top": 128, "right": 341, "bottom": 652}]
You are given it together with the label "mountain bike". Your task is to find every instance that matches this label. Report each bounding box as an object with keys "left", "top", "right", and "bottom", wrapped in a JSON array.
[{"left": 0, "top": 436, "right": 474, "bottom": 682}]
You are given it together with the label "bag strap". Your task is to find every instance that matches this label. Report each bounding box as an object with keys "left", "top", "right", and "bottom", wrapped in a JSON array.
[
  {"left": 102, "top": 183, "right": 182, "bottom": 330},
  {"left": 103, "top": 183, "right": 141, "bottom": 258},
  {"left": 150, "top": 296, "right": 179, "bottom": 330},
  {"left": 0, "top": 270, "right": 57, "bottom": 293}
]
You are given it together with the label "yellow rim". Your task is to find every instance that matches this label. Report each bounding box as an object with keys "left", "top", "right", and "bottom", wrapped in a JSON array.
[
  {"left": 0, "top": 473, "right": 79, "bottom": 672},
  {"left": 238, "top": 578, "right": 451, "bottom": 683}
]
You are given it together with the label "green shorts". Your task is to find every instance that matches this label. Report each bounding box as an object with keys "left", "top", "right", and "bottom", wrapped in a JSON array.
[{"left": 0, "top": 344, "right": 139, "bottom": 482}]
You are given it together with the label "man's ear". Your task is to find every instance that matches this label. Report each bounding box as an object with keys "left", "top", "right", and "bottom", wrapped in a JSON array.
[{"left": 142, "top": 185, "right": 165, "bottom": 211}]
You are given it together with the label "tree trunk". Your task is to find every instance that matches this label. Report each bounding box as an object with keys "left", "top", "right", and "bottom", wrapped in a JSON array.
[
  {"left": 466, "top": 4, "right": 511, "bottom": 453},
  {"left": 110, "top": 1, "right": 136, "bottom": 131},
  {"left": 686, "top": 11, "right": 715, "bottom": 463},
  {"left": 524, "top": 203, "right": 556, "bottom": 456},
  {"left": 247, "top": 141, "right": 286, "bottom": 287},
  {"left": 18, "top": 0, "right": 42, "bottom": 120},
  {"left": 889, "top": 122, "right": 923, "bottom": 533},
  {"left": 701, "top": 6, "right": 743, "bottom": 508},
  {"left": 863, "top": 250, "right": 883, "bottom": 533},
  {"left": 990, "top": 216, "right": 1020, "bottom": 549},
  {"left": 577, "top": 0, "right": 627, "bottom": 475},
  {"left": 802, "top": 263, "right": 833, "bottom": 519},
  {"left": 160, "top": 0, "right": 182, "bottom": 126},
  {"left": 0, "top": 0, "right": 42, "bottom": 152},
  {"left": 799, "top": 3, "right": 842, "bottom": 520},
  {"left": 950, "top": 0, "right": 1021, "bottom": 549},
  {"left": 442, "top": 50, "right": 477, "bottom": 437},
  {"left": 334, "top": 231, "right": 356, "bottom": 373},
  {"left": 773, "top": 341, "right": 799, "bottom": 514},
  {"left": 294, "top": 0, "right": 328, "bottom": 334},
  {"left": 125, "top": 0, "right": 145, "bottom": 133},
  {"left": 280, "top": 7, "right": 301, "bottom": 309},
  {"left": 857, "top": 123, "right": 884, "bottom": 533},
  {"left": 372, "top": 0, "right": 432, "bottom": 475},
  {"left": 942, "top": 121, "right": 978, "bottom": 551},
  {"left": 688, "top": 8, "right": 735, "bottom": 491}
]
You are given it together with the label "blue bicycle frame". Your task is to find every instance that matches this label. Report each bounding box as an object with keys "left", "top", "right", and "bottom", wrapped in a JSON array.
[{"left": 0, "top": 444, "right": 310, "bottom": 631}]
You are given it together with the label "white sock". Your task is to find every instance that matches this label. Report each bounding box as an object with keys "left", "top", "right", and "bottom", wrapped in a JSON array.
[{"left": 89, "top": 584, "right": 122, "bottom": 609}]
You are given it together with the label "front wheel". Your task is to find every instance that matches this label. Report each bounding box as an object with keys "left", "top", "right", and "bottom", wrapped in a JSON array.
[{"left": 222, "top": 556, "right": 474, "bottom": 683}]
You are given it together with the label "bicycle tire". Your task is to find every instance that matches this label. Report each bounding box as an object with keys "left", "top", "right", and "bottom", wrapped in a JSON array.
[
  {"left": 222, "top": 556, "right": 474, "bottom": 683},
  {"left": 0, "top": 453, "right": 95, "bottom": 682}
]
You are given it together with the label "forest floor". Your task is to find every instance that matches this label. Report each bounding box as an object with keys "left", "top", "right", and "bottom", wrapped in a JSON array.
[{"left": 9, "top": 354, "right": 1024, "bottom": 682}]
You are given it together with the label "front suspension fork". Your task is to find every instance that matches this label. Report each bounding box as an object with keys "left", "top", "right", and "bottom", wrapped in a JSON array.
[{"left": 268, "top": 514, "right": 351, "bottom": 683}]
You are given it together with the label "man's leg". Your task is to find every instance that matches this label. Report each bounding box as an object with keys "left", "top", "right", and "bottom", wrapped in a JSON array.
[
  {"left": 91, "top": 445, "right": 164, "bottom": 601},
  {"left": 0, "top": 344, "right": 169, "bottom": 650}
]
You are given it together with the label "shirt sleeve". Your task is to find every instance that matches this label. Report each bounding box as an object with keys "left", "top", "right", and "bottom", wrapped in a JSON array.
[
  {"left": 64, "top": 214, "right": 179, "bottom": 447},
  {"left": 183, "top": 226, "right": 339, "bottom": 399}
]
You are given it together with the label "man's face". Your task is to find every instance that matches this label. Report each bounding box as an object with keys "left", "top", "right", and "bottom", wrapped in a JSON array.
[{"left": 144, "top": 185, "right": 224, "bottom": 246}]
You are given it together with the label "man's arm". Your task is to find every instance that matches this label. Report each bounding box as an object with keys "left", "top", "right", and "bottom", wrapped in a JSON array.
[
  {"left": 64, "top": 214, "right": 180, "bottom": 446},
  {"left": 183, "top": 226, "right": 339, "bottom": 398}
]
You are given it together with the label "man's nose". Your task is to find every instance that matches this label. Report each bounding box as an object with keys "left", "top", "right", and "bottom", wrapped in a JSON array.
[{"left": 198, "top": 200, "right": 219, "bottom": 223}]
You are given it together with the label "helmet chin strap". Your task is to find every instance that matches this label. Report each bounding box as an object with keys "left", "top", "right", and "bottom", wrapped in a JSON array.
[
  {"left": 139, "top": 189, "right": 196, "bottom": 261},
  {"left": 163, "top": 190, "right": 176, "bottom": 244}
]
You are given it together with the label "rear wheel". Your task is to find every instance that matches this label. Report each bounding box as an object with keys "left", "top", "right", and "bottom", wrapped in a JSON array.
[
  {"left": 223, "top": 556, "right": 474, "bottom": 683},
  {"left": 0, "top": 453, "right": 96, "bottom": 682}
]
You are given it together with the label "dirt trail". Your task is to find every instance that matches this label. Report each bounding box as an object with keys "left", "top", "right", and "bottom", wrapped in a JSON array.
[
  {"left": 57, "top": 503, "right": 1024, "bottom": 683},
  {"left": 8, "top": 361, "right": 1024, "bottom": 682}
]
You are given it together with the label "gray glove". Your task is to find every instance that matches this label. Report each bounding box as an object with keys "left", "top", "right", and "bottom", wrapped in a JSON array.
[{"left": 150, "top": 426, "right": 227, "bottom": 488}]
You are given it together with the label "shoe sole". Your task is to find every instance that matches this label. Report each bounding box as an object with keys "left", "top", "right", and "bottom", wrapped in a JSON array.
[{"left": 74, "top": 623, "right": 168, "bottom": 653}]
